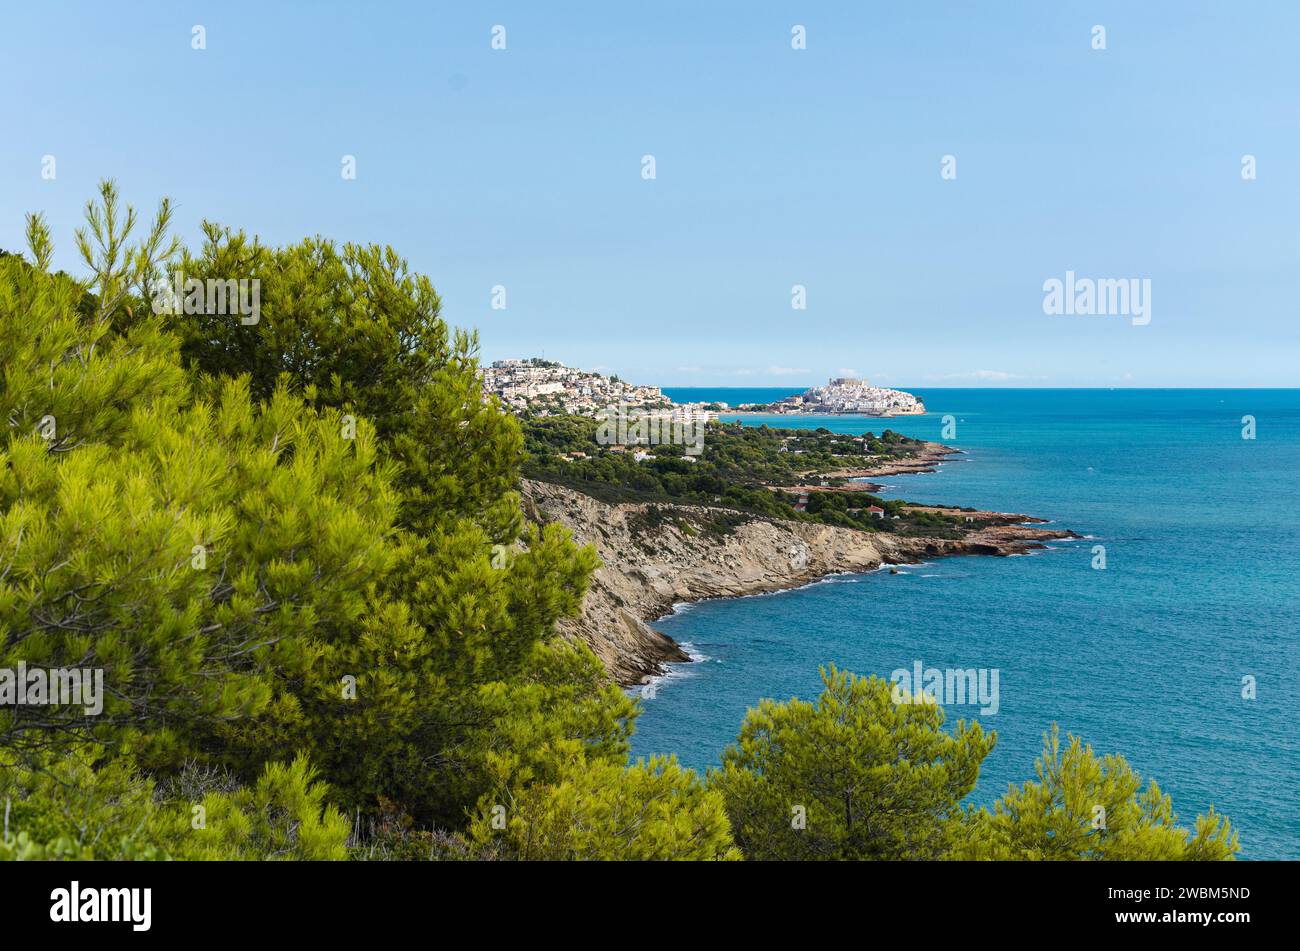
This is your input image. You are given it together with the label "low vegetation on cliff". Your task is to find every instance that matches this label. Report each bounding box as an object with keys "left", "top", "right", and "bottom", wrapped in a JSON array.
[{"left": 524, "top": 416, "right": 969, "bottom": 537}]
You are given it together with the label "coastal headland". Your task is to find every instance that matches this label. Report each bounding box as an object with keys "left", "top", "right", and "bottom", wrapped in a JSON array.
[
  {"left": 491, "top": 359, "right": 1075, "bottom": 685},
  {"left": 780, "top": 440, "right": 958, "bottom": 493},
  {"left": 734, "top": 376, "right": 927, "bottom": 417},
  {"left": 522, "top": 470, "right": 1076, "bottom": 686}
]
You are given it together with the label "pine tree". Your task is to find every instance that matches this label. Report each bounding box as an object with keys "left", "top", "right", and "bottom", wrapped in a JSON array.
[
  {"left": 1, "top": 185, "right": 395, "bottom": 769},
  {"left": 468, "top": 753, "right": 739, "bottom": 861},
  {"left": 0, "top": 746, "right": 349, "bottom": 861},
  {"left": 710, "top": 665, "right": 996, "bottom": 860},
  {"left": 955, "top": 726, "right": 1238, "bottom": 860},
  {"left": 169, "top": 224, "right": 630, "bottom": 826},
  {"left": 173, "top": 227, "right": 523, "bottom": 539}
]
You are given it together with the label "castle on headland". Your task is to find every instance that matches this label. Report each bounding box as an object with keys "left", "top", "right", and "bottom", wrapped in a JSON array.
[{"left": 743, "top": 377, "right": 925, "bottom": 416}]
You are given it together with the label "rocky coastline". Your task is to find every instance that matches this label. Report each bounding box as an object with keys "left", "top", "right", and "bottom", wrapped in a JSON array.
[{"left": 521, "top": 471, "right": 1076, "bottom": 686}]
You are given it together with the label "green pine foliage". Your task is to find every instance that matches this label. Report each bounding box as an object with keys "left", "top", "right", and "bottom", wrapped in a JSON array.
[
  {"left": 0, "top": 183, "right": 636, "bottom": 856},
  {"left": 1, "top": 217, "right": 401, "bottom": 775},
  {"left": 711, "top": 666, "right": 995, "bottom": 860},
  {"left": 0, "top": 746, "right": 347, "bottom": 860},
  {"left": 954, "top": 727, "right": 1239, "bottom": 860},
  {"left": 0, "top": 748, "right": 169, "bottom": 860},
  {"left": 166, "top": 217, "right": 621, "bottom": 827},
  {"left": 710, "top": 672, "right": 1236, "bottom": 861},
  {"left": 174, "top": 225, "right": 523, "bottom": 541},
  {"left": 468, "top": 753, "right": 739, "bottom": 861},
  {"left": 171, "top": 754, "right": 351, "bottom": 861}
]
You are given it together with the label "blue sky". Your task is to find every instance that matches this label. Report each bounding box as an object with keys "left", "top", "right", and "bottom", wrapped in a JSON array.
[{"left": 2, "top": 1, "right": 1297, "bottom": 387}]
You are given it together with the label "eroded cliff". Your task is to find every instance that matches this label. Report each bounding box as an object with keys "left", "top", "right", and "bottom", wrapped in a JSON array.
[{"left": 521, "top": 479, "right": 1075, "bottom": 686}]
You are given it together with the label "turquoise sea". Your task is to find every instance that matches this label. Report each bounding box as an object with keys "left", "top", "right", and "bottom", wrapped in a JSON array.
[{"left": 640, "top": 388, "right": 1300, "bottom": 859}]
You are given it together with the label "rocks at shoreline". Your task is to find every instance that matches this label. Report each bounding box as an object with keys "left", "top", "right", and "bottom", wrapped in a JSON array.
[{"left": 520, "top": 477, "right": 1077, "bottom": 687}]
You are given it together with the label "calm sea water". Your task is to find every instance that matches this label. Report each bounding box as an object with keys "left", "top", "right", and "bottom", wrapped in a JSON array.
[{"left": 644, "top": 388, "right": 1300, "bottom": 859}]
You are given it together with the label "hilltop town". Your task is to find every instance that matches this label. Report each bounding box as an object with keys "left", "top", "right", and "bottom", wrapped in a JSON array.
[
  {"left": 481, "top": 362, "right": 924, "bottom": 421},
  {"left": 480, "top": 358, "right": 715, "bottom": 419},
  {"left": 739, "top": 377, "right": 925, "bottom": 416}
]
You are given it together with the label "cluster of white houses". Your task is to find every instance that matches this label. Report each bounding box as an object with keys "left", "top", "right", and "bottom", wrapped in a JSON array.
[
  {"left": 743, "top": 377, "right": 925, "bottom": 416},
  {"left": 481, "top": 359, "right": 667, "bottom": 416},
  {"left": 480, "top": 358, "right": 717, "bottom": 421}
]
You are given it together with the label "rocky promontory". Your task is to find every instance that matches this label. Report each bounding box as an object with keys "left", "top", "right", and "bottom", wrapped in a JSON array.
[{"left": 521, "top": 478, "right": 1076, "bottom": 686}]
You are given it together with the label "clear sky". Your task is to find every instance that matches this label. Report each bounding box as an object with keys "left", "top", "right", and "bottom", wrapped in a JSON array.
[{"left": 2, "top": 1, "right": 1297, "bottom": 387}]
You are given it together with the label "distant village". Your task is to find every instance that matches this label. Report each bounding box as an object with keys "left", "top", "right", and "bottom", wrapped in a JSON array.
[
  {"left": 739, "top": 378, "right": 925, "bottom": 416},
  {"left": 479, "top": 358, "right": 716, "bottom": 420},
  {"left": 480, "top": 360, "right": 924, "bottom": 421}
]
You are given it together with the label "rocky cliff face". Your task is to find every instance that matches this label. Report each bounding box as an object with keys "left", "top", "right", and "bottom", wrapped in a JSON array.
[{"left": 521, "top": 479, "right": 1075, "bottom": 686}]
